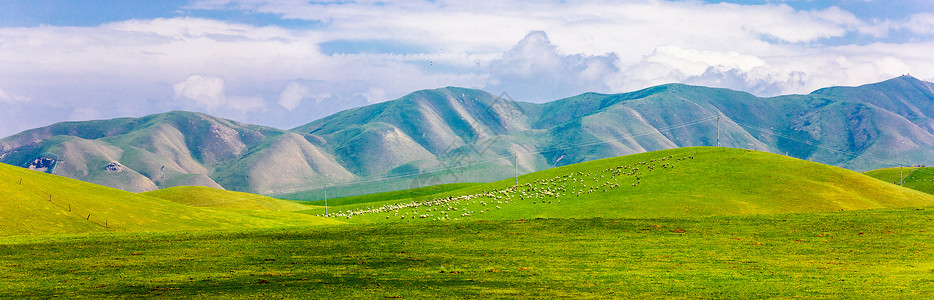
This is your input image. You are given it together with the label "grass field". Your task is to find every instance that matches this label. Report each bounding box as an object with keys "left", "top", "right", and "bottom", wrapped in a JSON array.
[
  {"left": 299, "top": 182, "right": 479, "bottom": 207},
  {"left": 865, "top": 166, "right": 934, "bottom": 195},
  {"left": 143, "top": 186, "right": 312, "bottom": 211},
  {"left": 4, "top": 147, "right": 934, "bottom": 298},
  {"left": 2, "top": 206, "right": 933, "bottom": 299},
  {"left": 0, "top": 163, "right": 339, "bottom": 237},
  {"left": 309, "top": 147, "right": 934, "bottom": 223}
]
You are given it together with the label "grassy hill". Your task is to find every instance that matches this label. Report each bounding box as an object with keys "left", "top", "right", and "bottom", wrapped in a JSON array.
[
  {"left": 5, "top": 76, "right": 934, "bottom": 197},
  {"left": 0, "top": 163, "right": 340, "bottom": 237},
  {"left": 299, "top": 182, "right": 480, "bottom": 207},
  {"left": 865, "top": 166, "right": 934, "bottom": 195},
  {"left": 4, "top": 147, "right": 934, "bottom": 298},
  {"left": 312, "top": 147, "right": 934, "bottom": 222},
  {"left": 142, "top": 186, "right": 311, "bottom": 211}
]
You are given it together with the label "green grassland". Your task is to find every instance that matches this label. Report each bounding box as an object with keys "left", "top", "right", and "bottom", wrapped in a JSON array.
[
  {"left": 143, "top": 186, "right": 311, "bottom": 211},
  {"left": 865, "top": 166, "right": 934, "bottom": 195},
  {"left": 311, "top": 147, "right": 934, "bottom": 223},
  {"left": 3, "top": 146, "right": 934, "bottom": 298},
  {"left": 274, "top": 176, "right": 482, "bottom": 202},
  {"left": 0, "top": 163, "right": 340, "bottom": 237},
  {"left": 299, "top": 182, "right": 480, "bottom": 207},
  {"left": 2, "top": 207, "right": 934, "bottom": 299}
]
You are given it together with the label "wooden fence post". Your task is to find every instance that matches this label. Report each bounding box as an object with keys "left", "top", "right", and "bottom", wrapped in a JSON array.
[{"left": 86, "top": 214, "right": 91, "bottom": 220}]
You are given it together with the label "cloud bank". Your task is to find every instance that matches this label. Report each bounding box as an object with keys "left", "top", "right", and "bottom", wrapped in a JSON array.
[{"left": 0, "top": 0, "right": 933, "bottom": 137}]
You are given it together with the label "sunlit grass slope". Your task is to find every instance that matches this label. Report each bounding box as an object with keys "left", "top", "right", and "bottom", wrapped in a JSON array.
[
  {"left": 318, "top": 147, "right": 934, "bottom": 223},
  {"left": 0, "top": 163, "right": 340, "bottom": 236},
  {"left": 865, "top": 166, "right": 934, "bottom": 195},
  {"left": 3, "top": 207, "right": 934, "bottom": 299},
  {"left": 143, "top": 186, "right": 310, "bottom": 211},
  {"left": 300, "top": 182, "right": 479, "bottom": 206}
]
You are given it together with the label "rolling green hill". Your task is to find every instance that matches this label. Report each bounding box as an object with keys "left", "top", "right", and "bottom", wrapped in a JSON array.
[
  {"left": 865, "top": 166, "right": 934, "bottom": 195},
  {"left": 143, "top": 186, "right": 311, "bottom": 211},
  {"left": 4, "top": 147, "right": 934, "bottom": 298},
  {"left": 312, "top": 147, "right": 934, "bottom": 222},
  {"left": 0, "top": 163, "right": 340, "bottom": 237},
  {"left": 4, "top": 76, "right": 934, "bottom": 198}
]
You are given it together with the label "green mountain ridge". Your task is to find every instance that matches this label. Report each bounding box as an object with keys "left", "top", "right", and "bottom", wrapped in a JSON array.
[
  {"left": 3, "top": 76, "right": 934, "bottom": 195},
  {"left": 0, "top": 111, "right": 355, "bottom": 193}
]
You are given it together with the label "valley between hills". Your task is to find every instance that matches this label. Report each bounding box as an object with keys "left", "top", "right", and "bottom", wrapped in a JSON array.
[{"left": 3, "top": 78, "right": 934, "bottom": 298}]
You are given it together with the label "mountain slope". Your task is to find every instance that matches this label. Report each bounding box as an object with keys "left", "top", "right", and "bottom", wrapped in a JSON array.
[
  {"left": 289, "top": 76, "right": 934, "bottom": 198},
  {"left": 0, "top": 111, "right": 354, "bottom": 193},
  {"left": 812, "top": 75, "right": 934, "bottom": 132},
  {"left": 3, "top": 77, "right": 934, "bottom": 195}
]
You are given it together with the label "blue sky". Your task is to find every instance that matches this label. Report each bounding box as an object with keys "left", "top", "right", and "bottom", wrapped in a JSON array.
[
  {"left": 1, "top": 0, "right": 933, "bottom": 138},
  {"left": 704, "top": 0, "right": 932, "bottom": 19},
  {"left": 0, "top": 0, "right": 324, "bottom": 28},
  {"left": 5, "top": 1, "right": 929, "bottom": 30}
]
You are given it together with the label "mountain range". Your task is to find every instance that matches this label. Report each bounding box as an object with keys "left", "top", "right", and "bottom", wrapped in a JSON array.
[{"left": 2, "top": 75, "right": 933, "bottom": 195}]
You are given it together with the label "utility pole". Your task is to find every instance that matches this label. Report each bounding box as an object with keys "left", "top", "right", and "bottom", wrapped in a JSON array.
[
  {"left": 159, "top": 165, "right": 165, "bottom": 189},
  {"left": 717, "top": 113, "right": 720, "bottom": 147},
  {"left": 900, "top": 166, "right": 904, "bottom": 186},
  {"left": 515, "top": 152, "right": 519, "bottom": 188},
  {"left": 324, "top": 185, "right": 328, "bottom": 215}
]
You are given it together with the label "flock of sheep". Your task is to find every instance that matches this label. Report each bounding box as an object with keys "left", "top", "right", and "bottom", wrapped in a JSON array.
[{"left": 319, "top": 154, "right": 694, "bottom": 220}]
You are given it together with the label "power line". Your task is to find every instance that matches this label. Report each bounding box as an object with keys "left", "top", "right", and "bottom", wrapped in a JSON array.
[
  {"left": 732, "top": 122, "right": 907, "bottom": 167},
  {"left": 729, "top": 120, "right": 934, "bottom": 186},
  {"left": 717, "top": 113, "right": 720, "bottom": 147}
]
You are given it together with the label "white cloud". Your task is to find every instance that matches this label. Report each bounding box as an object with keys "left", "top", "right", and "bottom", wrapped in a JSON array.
[
  {"left": 68, "top": 107, "right": 103, "bottom": 121},
  {"left": 644, "top": 46, "right": 768, "bottom": 78},
  {"left": 613, "top": 45, "right": 783, "bottom": 95},
  {"left": 226, "top": 95, "right": 266, "bottom": 112},
  {"left": 905, "top": 13, "right": 934, "bottom": 34},
  {"left": 874, "top": 57, "right": 911, "bottom": 77},
  {"left": 173, "top": 74, "right": 265, "bottom": 113},
  {"left": 359, "top": 86, "right": 388, "bottom": 104},
  {"left": 279, "top": 81, "right": 332, "bottom": 110},
  {"left": 0, "top": 88, "right": 30, "bottom": 104},
  {"left": 179, "top": 0, "right": 934, "bottom": 97},
  {"left": 485, "top": 31, "right": 619, "bottom": 101},
  {"left": 1, "top": 0, "right": 934, "bottom": 138},
  {"left": 278, "top": 81, "right": 309, "bottom": 110},
  {"left": 174, "top": 75, "right": 226, "bottom": 109}
]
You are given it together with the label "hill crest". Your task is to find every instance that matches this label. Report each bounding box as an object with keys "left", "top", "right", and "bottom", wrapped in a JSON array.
[
  {"left": 318, "top": 147, "right": 934, "bottom": 222},
  {"left": 3, "top": 77, "right": 934, "bottom": 195}
]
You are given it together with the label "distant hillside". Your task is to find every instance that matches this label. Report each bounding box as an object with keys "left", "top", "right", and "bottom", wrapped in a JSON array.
[
  {"left": 865, "top": 166, "right": 934, "bottom": 195},
  {"left": 3, "top": 76, "right": 934, "bottom": 195},
  {"left": 143, "top": 186, "right": 310, "bottom": 211},
  {"left": 288, "top": 76, "right": 934, "bottom": 197},
  {"left": 0, "top": 111, "right": 354, "bottom": 193},
  {"left": 313, "top": 147, "right": 934, "bottom": 222},
  {"left": 0, "top": 159, "right": 339, "bottom": 236}
]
